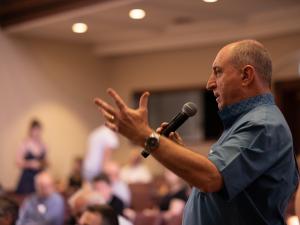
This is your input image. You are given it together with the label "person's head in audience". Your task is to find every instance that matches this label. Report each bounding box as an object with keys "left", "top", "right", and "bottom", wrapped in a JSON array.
[
  {"left": 79, "top": 205, "right": 119, "bottom": 225},
  {"left": 35, "top": 171, "right": 55, "bottom": 198},
  {"left": 69, "top": 189, "right": 105, "bottom": 222},
  {"left": 92, "top": 174, "right": 113, "bottom": 202},
  {"left": 0, "top": 196, "right": 19, "bottom": 225},
  {"left": 28, "top": 119, "right": 42, "bottom": 140},
  {"left": 103, "top": 161, "right": 120, "bottom": 183}
]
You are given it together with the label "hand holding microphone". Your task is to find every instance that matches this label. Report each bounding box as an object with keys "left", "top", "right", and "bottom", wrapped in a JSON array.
[
  {"left": 141, "top": 102, "right": 198, "bottom": 158},
  {"left": 156, "top": 122, "right": 184, "bottom": 146}
]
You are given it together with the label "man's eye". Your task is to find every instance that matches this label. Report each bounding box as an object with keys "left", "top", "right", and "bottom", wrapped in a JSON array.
[{"left": 215, "top": 70, "right": 222, "bottom": 77}]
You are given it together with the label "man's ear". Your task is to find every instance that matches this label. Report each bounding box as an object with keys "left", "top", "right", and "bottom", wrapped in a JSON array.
[{"left": 241, "top": 65, "right": 255, "bottom": 86}]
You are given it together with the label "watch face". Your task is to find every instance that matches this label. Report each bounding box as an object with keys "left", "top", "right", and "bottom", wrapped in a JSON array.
[{"left": 147, "top": 137, "right": 159, "bottom": 150}]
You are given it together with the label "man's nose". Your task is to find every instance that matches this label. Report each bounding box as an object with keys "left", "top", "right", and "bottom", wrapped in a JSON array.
[{"left": 206, "top": 74, "right": 216, "bottom": 91}]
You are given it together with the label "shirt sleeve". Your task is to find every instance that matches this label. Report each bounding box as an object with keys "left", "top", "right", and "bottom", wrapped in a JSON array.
[{"left": 208, "top": 121, "right": 283, "bottom": 201}]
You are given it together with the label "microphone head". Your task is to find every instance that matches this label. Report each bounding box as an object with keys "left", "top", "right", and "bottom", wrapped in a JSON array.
[{"left": 182, "top": 102, "right": 197, "bottom": 117}]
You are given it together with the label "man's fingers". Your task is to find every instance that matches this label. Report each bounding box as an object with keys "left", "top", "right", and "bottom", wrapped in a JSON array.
[
  {"left": 156, "top": 127, "right": 163, "bottom": 133},
  {"left": 156, "top": 122, "right": 169, "bottom": 134},
  {"left": 104, "top": 121, "right": 118, "bottom": 132},
  {"left": 161, "top": 122, "right": 169, "bottom": 128},
  {"left": 139, "top": 91, "right": 150, "bottom": 109},
  {"left": 172, "top": 132, "right": 182, "bottom": 140},
  {"left": 94, "top": 98, "right": 116, "bottom": 116},
  {"left": 169, "top": 132, "right": 175, "bottom": 139},
  {"left": 99, "top": 108, "right": 116, "bottom": 123},
  {"left": 107, "top": 88, "right": 127, "bottom": 110}
]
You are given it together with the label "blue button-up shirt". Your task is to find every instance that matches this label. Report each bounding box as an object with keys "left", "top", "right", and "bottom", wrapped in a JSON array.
[{"left": 183, "top": 93, "right": 298, "bottom": 225}]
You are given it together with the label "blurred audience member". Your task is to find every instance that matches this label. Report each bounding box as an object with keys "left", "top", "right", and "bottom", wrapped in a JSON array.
[
  {"left": 68, "top": 189, "right": 131, "bottom": 225},
  {"left": 159, "top": 170, "right": 188, "bottom": 212},
  {"left": 68, "top": 157, "right": 83, "bottom": 194},
  {"left": 120, "top": 149, "right": 152, "bottom": 184},
  {"left": 79, "top": 205, "right": 119, "bottom": 225},
  {"left": 17, "top": 172, "right": 64, "bottom": 225},
  {"left": 124, "top": 169, "right": 188, "bottom": 223},
  {"left": 83, "top": 126, "right": 119, "bottom": 182},
  {"left": 92, "top": 174, "right": 124, "bottom": 216},
  {"left": 104, "top": 161, "right": 131, "bottom": 206},
  {"left": 0, "top": 196, "right": 19, "bottom": 225},
  {"left": 16, "top": 119, "right": 48, "bottom": 194},
  {"left": 68, "top": 187, "right": 104, "bottom": 224}
]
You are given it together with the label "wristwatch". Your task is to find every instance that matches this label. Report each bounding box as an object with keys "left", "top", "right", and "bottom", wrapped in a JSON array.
[{"left": 144, "top": 131, "right": 160, "bottom": 155}]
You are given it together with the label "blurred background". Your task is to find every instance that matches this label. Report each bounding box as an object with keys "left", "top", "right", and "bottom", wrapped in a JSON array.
[{"left": 0, "top": 0, "right": 300, "bottom": 224}]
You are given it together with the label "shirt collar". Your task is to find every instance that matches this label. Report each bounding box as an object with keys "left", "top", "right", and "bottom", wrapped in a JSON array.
[{"left": 218, "top": 93, "right": 275, "bottom": 128}]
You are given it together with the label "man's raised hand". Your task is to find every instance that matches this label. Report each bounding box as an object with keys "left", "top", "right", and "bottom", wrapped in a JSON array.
[{"left": 94, "top": 88, "right": 152, "bottom": 146}]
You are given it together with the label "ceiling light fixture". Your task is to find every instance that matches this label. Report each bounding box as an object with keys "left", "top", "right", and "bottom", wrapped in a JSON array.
[
  {"left": 129, "top": 9, "right": 146, "bottom": 20},
  {"left": 72, "top": 23, "right": 88, "bottom": 33},
  {"left": 203, "top": 0, "right": 218, "bottom": 3}
]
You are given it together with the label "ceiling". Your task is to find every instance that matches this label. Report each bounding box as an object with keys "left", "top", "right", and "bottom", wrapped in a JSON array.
[{"left": 2, "top": 0, "right": 300, "bottom": 57}]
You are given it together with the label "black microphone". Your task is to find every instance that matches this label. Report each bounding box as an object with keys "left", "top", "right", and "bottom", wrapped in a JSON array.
[{"left": 141, "top": 102, "right": 198, "bottom": 158}]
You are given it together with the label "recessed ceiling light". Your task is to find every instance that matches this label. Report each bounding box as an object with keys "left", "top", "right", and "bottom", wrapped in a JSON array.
[
  {"left": 203, "top": 0, "right": 218, "bottom": 3},
  {"left": 129, "top": 9, "right": 146, "bottom": 20},
  {"left": 72, "top": 23, "right": 88, "bottom": 33}
]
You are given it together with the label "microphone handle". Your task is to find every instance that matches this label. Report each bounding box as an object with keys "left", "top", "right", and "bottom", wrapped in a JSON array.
[{"left": 141, "top": 112, "right": 189, "bottom": 158}]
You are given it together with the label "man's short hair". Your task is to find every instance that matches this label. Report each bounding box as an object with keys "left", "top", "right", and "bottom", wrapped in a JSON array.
[
  {"left": 0, "top": 196, "right": 19, "bottom": 225},
  {"left": 230, "top": 39, "right": 272, "bottom": 86},
  {"left": 86, "top": 204, "right": 119, "bottom": 225},
  {"left": 92, "top": 173, "right": 111, "bottom": 185}
]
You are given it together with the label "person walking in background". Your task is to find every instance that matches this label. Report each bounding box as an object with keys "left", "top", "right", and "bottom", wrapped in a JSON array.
[
  {"left": 16, "top": 119, "right": 48, "bottom": 195},
  {"left": 83, "top": 125, "right": 119, "bottom": 182}
]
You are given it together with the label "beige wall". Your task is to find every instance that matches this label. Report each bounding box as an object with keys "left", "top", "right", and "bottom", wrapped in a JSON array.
[
  {"left": 0, "top": 32, "right": 108, "bottom": 189},
  {"left": 1, "top": 30, "right": 300, "bottom": 189}
]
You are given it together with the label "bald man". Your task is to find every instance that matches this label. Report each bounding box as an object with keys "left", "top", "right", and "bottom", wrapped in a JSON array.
[
  {"left": 17, "top": 172, "right": 64, "bottom": 225},
  {"left": 95, "top": 40, "right": 298, "bottom": 225}
]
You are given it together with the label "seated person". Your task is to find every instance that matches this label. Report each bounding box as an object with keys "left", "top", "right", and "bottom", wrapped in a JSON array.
[
  {"left": 92, "top": 173, "right": 124, "bottom": 216},
  {"left": 103, "top": 161, "right": 131, "bottom": 206},
  {"left": 68, "top": 157, "right": 83, "bottom": 194},
  {"left": 17, "top": 172, "right": 64, "bottom": 225},
  {"left": 124, "top": 170, "right": 188, "bottom": 223},
  {"left": 68, "top": 189, "right": 132, "bottom": 225},
  {"left": 0, "top": 196, "right": 19, "bottom": 225},
  {"left": 79, "top": 204, "right": 119, "bottom": 225},
  {"left": 159, "top": 170, "right": 188, "bottom": 212}
]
